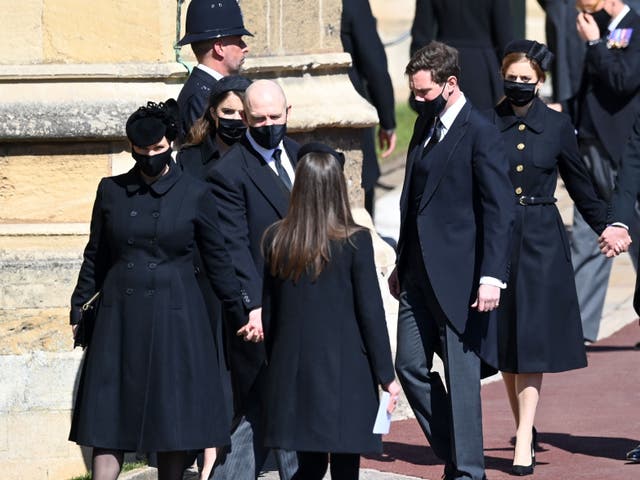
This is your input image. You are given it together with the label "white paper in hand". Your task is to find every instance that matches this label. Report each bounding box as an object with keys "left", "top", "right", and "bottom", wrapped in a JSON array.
[{"left": 372, "top": 391, "right": 392, "bottom": 434}]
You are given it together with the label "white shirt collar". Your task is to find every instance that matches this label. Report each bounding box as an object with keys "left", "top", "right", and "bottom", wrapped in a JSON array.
[
  {"left": 438, "top": 93, "right": 467, "bottom": 134},
  {"left": 195, "top": 64, "right": 224, "bottom": 80},
  {"left": 609, "top": 5, "right": 630, "bottom": 31}
]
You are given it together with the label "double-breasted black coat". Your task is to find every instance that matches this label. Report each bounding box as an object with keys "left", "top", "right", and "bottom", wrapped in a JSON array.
[
  {"left": 207, "top": 135, "right": 299, "bottom": 411},
  {"left": 488, "top": 98, "right": 610, "bottom": 373},
  {"left": 410, "top": 0, "right": 514, "bottom": 110},
  {"left": 262, "top": 230, "right": 395, "bottom": 454},
  {"left": 69, "top": 164, "right": 246, "bottom": 451}
]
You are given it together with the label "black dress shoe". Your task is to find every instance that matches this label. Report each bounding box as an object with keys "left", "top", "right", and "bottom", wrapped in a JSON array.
[{"left": 627, "top": 444, "right": 640, "bottom": 462}]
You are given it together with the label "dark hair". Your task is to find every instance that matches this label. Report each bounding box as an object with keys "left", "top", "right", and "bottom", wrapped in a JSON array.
[
  {"left": 501, "top": 52, "right": 546, "bottom": 83},
  {"left": 185, "top": 90, "right": 245, "bottom": 146},
  {"left": 263, "top": 151, "right": 362, "bottom": 282},
  {"left": 405, "top": 41, "right": 460, "bottom": 84},
  {"left": 191, "top": 39, "right": 214, "bottom": 58}
]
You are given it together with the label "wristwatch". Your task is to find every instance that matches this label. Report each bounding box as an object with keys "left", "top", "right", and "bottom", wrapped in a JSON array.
[{"left": 587, "top": 38, "right": 604, "bottom": 46}]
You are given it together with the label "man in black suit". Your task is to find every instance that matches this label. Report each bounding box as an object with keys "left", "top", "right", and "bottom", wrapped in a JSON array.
[
  {"left": 207, "top": 79, "right": 298, "bottom": 480},
  {"left": 340, "top": 0, "right": 396, "bottom": 216},
  {"left": 389, "top": 41, "right": 514, "bottom": 480},
  {"left": 176, "top": 0, "right": 251, "bottom": 144},
  {"left": 570, "top": 0, "right": 640, "bottom": 343}
]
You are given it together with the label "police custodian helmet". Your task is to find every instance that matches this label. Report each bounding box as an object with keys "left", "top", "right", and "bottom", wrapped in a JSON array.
[{"left": 177, "top": 0, "right": 253, "bottom": 46}]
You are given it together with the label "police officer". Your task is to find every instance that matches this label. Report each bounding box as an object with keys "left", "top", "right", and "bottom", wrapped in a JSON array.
[{"left": 176, "top": 0, "right": 252, "bottom": 144}]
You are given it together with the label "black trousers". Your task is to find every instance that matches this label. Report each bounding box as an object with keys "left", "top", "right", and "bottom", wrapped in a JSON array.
[{"left": 292, "top": 452, "right": 359, "bottom": 480}]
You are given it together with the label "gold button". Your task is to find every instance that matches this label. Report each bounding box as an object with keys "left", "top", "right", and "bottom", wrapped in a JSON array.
[
  {"left": 518, "top": 124, "right": 526, "bottom": 131},
  {"left": 517, "top": 143, "right": 525, "bottom": 151},
  {"left": 516, "top": 164, "right": 524, "bottom": 172},
  {"left": 515, "top": 187, "right": 523, "bottom": 195}
]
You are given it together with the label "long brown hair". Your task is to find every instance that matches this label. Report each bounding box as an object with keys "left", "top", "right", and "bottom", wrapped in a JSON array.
[
  {"left": 263, "top": 151, "right": 362, "bottom": 282},
  {"left": 184, "top": 91, "right": 244, "bottom": 146}
]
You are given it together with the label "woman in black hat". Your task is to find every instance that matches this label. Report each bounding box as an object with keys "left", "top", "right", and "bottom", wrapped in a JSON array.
[
  {"left": 257, "top": 143, "right": 401, "bottom": 480},
  {"left": 179, "top": 75, "right": 252, "bottom": 178},
  {"left": 68, "top": 101, "right": 247, "bottom": 480},
  {"left": 486, "top": 40, "right": 610, "bottom": 475}
]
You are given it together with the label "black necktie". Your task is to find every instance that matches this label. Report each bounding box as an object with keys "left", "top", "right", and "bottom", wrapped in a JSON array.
[
  {"left": 273, "top": 149, "right": 292, "bottom": 191},
  {"left": 423, "top": 117, "right": 443, "bottom": 156}
]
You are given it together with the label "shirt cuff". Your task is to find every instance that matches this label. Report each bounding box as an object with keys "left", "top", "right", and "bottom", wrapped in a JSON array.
[
  {"left": 609, "top": 222, "right": 629, "bottom": 230},
  {"left": 479, "top": 276, "right": 507, "bottom": 289}
]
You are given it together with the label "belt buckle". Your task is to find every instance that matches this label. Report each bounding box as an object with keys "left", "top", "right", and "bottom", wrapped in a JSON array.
[{"left": 519, "top": 195, "right": 527, "bottom": 206}]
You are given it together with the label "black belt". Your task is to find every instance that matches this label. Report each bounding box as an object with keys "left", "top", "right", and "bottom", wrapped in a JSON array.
[{"left": 518, "top": 196, "right": 557, "bottom": 206}]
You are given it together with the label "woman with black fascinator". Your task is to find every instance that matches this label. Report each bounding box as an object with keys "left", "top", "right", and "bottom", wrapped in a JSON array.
[
  {"left": 486, "top": 41, "right": 612, "bottom": 475},
  {"left": 68, "top": 100, "right": 247, "bottom": 480}
]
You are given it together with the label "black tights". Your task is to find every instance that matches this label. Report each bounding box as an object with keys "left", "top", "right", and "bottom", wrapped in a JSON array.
[
  {"left": 91, "top": 448, "right": 186, "bottom": 480},
  {"left": 292, "top": 451, "right": 360, "bottom": 480}
]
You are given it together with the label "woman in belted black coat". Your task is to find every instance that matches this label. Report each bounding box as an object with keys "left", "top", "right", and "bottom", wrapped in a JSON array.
[
  {"left": 487, "top": 41, "right": 610, "bottom": 475},
  {"left": 258, "top": 144, "right": 400, "bottom": 480},
  {"left": 68, "top": 101, "right": 247, "bottom": 480}
]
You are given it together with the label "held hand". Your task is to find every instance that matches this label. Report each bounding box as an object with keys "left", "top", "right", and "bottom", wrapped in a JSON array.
[
  {"left": 577, "top": 12, "right": 601, "bottom": 42},
  {"left": 388, "top": 266, "right": 400, "bottom": 300},
  {"left": 598, "top": 226, "right": 632, "bottom": 257},
  {"left": 471, "top": 284, "right": 501, "bottom": 312},
  {"left": 378, "top": 128, "right": 397, "bottom": 159},
  {"left": 383, "top": 380, "right": 402, "bottom": 415},
  {"left": 236, "top": 307, "right": 264, "bottom": 343}
]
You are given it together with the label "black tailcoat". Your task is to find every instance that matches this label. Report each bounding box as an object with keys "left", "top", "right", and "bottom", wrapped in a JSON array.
[
  {"left": 571, "top": 8, "right": 640, "bottom": 164},
  {"left": 69, "top": 165, "right": 246, "bottom": 451},
  {"left": 398, "top": 100, "right": 514, "bottom": 368},
  {"left": 177, "top": 68, "right": 219, "bottom": 143},
  {"left": 611, "top": 114, "right": 640, "bottom": 314},
  {"left": 489, "top": 98, "right": 609, "bottom": 372},
  {"left": 340, "top": 0, "right": 396, "bottom": 190},
  {"left": 263, "top": 230, "right": 395, "bottom": 454},
  {"left": 410, "top": 0, "right": 514, "bottom": 110},
  {"left": 207, "top": 135, "right": 299, "bottom": 410}
]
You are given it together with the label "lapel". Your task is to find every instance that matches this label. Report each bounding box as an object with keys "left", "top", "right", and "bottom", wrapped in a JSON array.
[
  {"left": 418, "top": 102, "right": 472, "bottom": 212},
  {"left": 400, "top": 114, "right": 432, "bottom": 219},
  {"left": 240, "top": 137, "right": 290, "bottom": 218}
]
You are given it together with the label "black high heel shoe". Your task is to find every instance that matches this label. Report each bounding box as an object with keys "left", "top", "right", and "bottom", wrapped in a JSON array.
[{"left": 511, "top": 438, "right": 535, "bottom": 476}]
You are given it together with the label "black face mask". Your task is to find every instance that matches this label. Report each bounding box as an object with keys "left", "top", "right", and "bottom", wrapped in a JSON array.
[
  {"left": 590, "top": 9, "right": 612, "bottom": 37},
  {"left": 414, "top": 85, "right": 448, "bottom": 119},
  {"left": 217, "top": 118, "right": 247, "bottom": 146},
  {"left": 132, "top": 148, "right": 172, "bottom": 177},
  {"left": 503, "top": 80, "right": 538, "bottom": 107},
  {"left": 249, "top": 124, "right": 287, "bottom": 150}
]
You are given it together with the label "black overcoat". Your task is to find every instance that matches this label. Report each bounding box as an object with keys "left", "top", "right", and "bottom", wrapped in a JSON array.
[
  {"left": 397, "top": 100, "right": 515, "bottom": 369},
  {"left": 207, "top": 135, "right": 299, "bottom": 410},
  {"left": 263, "top": 230, "right": 395, "bottom": 454},
  {"left": 611, "top": 114, "right": 640, "bottom": 314},
  {"left": 489, "top": 99, "right": 609, "bottom": 373},
  {"left": 68, "top": 164, "right": 246, "bottom": 451},
  {"left": 341, "top": 0, "right": 396, "bottom": 190},
  {"left": 410, "top": 0, "right": 514, "bottom": 110},
  {"left": 177, "top": 68, "right": 219, "bottom": 143}
]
